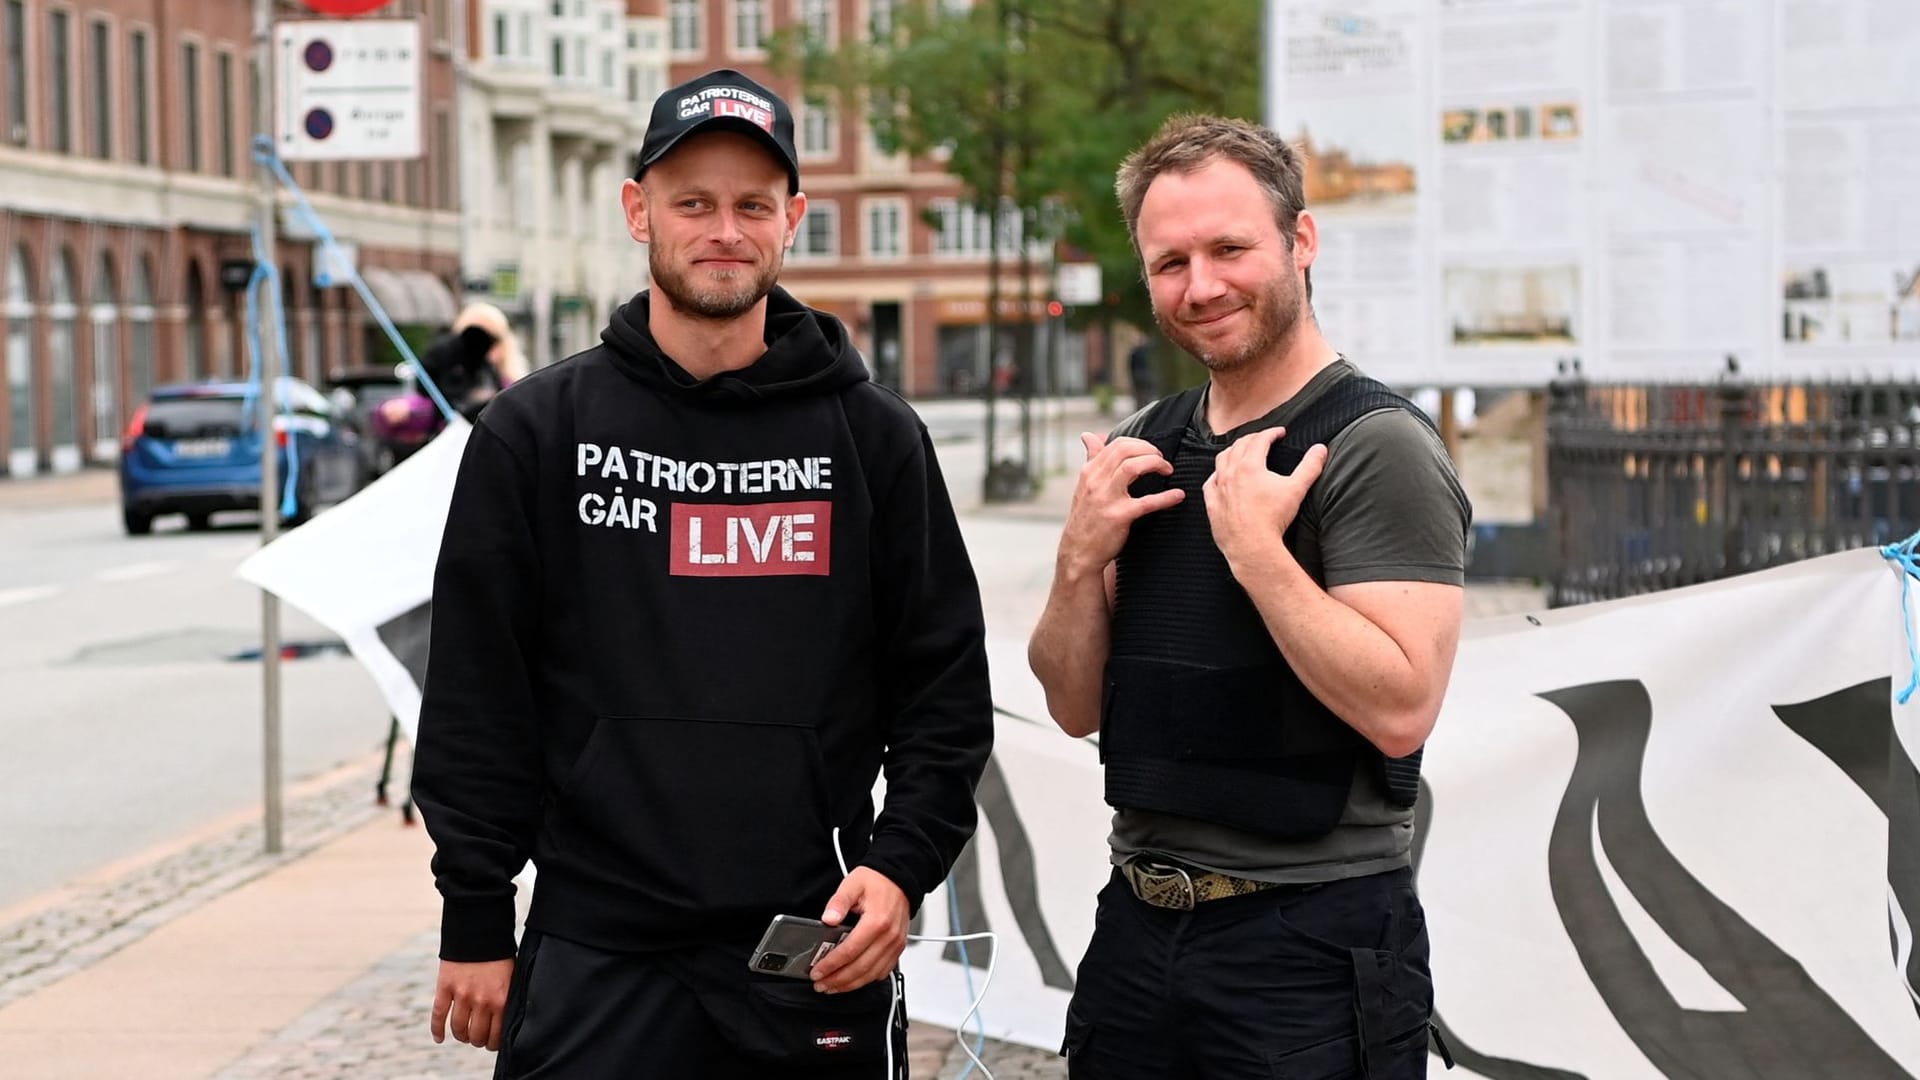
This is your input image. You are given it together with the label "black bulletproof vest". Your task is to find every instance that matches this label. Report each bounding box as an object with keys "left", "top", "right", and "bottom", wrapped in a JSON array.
[{"left": 1100, "top": 374, "right": 1428, "bottom": 840}]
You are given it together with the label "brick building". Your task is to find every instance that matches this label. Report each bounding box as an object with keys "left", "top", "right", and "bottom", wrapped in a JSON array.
[
  {"left": 653, "top": 0, "right": 1098, "bottom": 398},
  {"left": 0, "top": 0, "right": 460, "bottom": 478}
]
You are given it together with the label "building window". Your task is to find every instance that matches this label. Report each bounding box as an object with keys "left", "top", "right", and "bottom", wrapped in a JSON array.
[
  {"left": 492, "top": 13, "right": 509, "bottom": 56},
  {"left": 49, "top": 250, "right": 78, "bottom": 455},
  {"left": 434, "top": 110, "right": 453, "bottom": 209},
  {"left": 182, "top": 42, "right": 201, "bottom": 172},
  {"left": 930, "top": 198, "right": 1021, "bottom": 257},
  {"left": 864, "top": 197, "right": 905, "bottom": 259},
  {"left": 249, "top": 58, "right": 261, "bottom": 147},
  {"left": 87, "top": 20, "right": 110, "bottom": 159},
  {"left": 217, "top": 53, "right": 235, "bottom": 176},
  {"left": 4, "top": 0, "right": 25, "bottom": 145},
  {"left": 732, "top": 0, "right": 767, "bottom": 52},
  {"left": 129, "top": 257, "right": 154, "bottom": 411},
  {"left": 869, "top": 0, "right": 898, "bottom": 41},
  {"left": 551, "top": 36, "right": 565, "bottom": 77},
  {"left": 129, "top": 29, "right": 150, "bottom": 164},
  {"left": 89, "top": 252, "right": 117, "bottom": 459},
  {"left": 49, "top": 9, "right": 71, "bottom": 153},
  {"left": 6, "top": 245, "right": 34, "bottom": 472},
  {"left": 627, "top": 66, "right": 640, "bottom": 103},
  {"left": 800, "top": 101, "right": 835, "bottom": 159},
  {"left": 183, "top": 269, "right": 205, "bottom": 379},
  {"left": 790, "top": 199, "right": 838, "bottom": 261},
  {"left": 669, "top": 0, "right": 701, "bottom": 53},
  {"left": 600, "top": 48, "right": 614, "bottom": 90},
  {"left": 799, "top": 0, "right": 835, "bottom": 46}
]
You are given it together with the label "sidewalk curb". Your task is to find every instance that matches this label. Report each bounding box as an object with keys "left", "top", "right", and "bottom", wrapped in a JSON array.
[{"left": 0, "top": 751, "right": 397, "bottom": 1012}]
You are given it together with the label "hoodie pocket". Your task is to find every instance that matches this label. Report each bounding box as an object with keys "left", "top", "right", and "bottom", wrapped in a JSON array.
[{"left": 552, "top": 714, "right": 840, "bottom": 912}]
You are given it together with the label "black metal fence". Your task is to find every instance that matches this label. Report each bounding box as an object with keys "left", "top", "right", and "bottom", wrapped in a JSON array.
[{"left": 1545, "top": 374, "right": 1920, "bottom": 607}]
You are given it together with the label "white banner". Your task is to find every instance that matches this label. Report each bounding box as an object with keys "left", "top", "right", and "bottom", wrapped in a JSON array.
[
  {"left": 237, "top": 420, "right": 468, "bottom": 740},
  {"left": 239, "top": 452, "right": 1920, "bottom": 1070},
  {"left": 909, "top": 552, "right": 1920, "bottom": 1074}
]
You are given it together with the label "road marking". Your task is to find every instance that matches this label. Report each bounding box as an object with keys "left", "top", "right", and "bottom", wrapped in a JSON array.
[
  {"left": 95, "top": 560, "right": 177, "bottom": 583},
  {"left": 0, "top": 584, "right": 61, "bottom": 608}
]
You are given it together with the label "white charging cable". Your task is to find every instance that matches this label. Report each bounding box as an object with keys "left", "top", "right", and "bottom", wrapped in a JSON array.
[{"left": 833, "top": 827, "right": 998, "bottom": 1080}]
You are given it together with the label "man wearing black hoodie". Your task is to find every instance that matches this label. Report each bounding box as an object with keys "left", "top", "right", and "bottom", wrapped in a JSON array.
[{"left": 412, "top": 69, "right": 993, "bottom": 1078}]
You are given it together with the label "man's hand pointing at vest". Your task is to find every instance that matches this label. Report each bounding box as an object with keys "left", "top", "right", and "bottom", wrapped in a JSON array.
[{"left": 1204, "top": 427, "right": 1327, "bottom": 579}]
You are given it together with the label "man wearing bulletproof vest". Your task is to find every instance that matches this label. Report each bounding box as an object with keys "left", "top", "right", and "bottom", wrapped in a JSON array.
[{"left": 1029, "top": 115, "right": 1472, "bottom": 1079}]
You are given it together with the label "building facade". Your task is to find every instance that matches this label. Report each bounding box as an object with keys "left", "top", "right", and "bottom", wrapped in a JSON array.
[
  {"left": 0, "top": 0, "right": 461, "bottom": 479},
  {"left": 457, "top": 0, "right": 662, "bottom": 369},
  {"left": 654, "top": 0, "right": 1094, "bottom": 398}
]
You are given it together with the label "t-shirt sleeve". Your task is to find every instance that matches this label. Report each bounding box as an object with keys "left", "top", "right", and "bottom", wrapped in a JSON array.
[{"left": 1310, "top": 408, "right": 1473, "bottom": 587}]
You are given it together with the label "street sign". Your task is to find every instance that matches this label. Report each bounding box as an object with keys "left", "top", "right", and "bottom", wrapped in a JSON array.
[
  {"left": 275, "top": 19, "right": 421, "bottom": 161},
  {"left": 299, "top": 0, "right": 393, "bottom": 15},
  {"left": 1055, "top": 262, "right": 1102, "bottom": 306}
]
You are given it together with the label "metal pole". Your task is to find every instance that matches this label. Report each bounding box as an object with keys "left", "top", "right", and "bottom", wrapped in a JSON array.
[
  {"left": 1261, "top": 0, "right": 1279, "bottom": 130},
  {"left": 254, "top": 0, "right": 283, "bottom": 856}
]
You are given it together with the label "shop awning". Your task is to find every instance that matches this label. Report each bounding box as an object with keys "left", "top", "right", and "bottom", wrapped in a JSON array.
[{"left": 359, "top": 268, "right": 459, "bottom": 328}]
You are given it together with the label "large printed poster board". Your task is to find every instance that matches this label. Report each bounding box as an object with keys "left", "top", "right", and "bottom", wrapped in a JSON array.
[{"left": 1268, "top": 1, "right": 1920, "bottom": 386}]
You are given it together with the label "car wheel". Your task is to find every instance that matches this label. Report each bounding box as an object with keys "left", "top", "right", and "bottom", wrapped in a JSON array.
[
  {"left": 186, "top": 512, "right": 213, "bottom": 532},
  {"left": 123, "top": 508, "right": 153, "bottom": 536}
]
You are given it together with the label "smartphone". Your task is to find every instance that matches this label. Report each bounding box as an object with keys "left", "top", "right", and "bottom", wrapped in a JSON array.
[{"left": 748, "top": 914, "right": 851, "bottom": 979}]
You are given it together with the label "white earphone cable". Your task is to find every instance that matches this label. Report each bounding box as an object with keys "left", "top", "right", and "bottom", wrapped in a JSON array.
[{"left": 833, "top": 827, "right": 998, "bottom": 1080}]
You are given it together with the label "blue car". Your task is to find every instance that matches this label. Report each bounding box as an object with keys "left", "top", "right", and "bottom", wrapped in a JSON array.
[{"left": 118, "top": 378, "right": 366, "bottom": 535}]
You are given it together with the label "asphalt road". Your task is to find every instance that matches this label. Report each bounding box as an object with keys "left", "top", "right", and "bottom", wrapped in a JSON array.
[
  {"left": 0, "top": 400, "right": 1092, "bottom": 914},
  {"left": 0, "top": 501, "right": 392, "bottom": 911}
]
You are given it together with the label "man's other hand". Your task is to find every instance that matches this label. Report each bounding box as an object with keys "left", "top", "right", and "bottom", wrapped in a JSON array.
[{"left": 431, "top": 957, "right": 514, "bottom": 1050}]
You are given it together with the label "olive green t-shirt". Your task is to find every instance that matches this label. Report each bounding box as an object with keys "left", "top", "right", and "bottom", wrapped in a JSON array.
[{"left": 1105, "top": 359, "right": 1472, "bottom": 883}]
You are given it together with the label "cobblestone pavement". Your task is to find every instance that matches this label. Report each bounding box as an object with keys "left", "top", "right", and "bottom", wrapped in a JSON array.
[{"left": 0, "top": 759, "right": 385, "bottom": 1012}]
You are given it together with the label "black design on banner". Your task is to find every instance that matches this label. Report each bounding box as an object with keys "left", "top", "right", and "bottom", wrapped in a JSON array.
[
  {"left": 930, "top": 752, "right": 1075, "bottom": 991},
  {"left": 375, "top": 600, "right": 433, "bottom": 686},
  {"left": 1412, "top": 780, "right": 1586, "bottom": 1080},
  {"left": 1774, "top": 677, "right": 1920, "bottom": 1021},
  {"left": 1540, "top": 680, "right": 1905, "bottom": 1077}
]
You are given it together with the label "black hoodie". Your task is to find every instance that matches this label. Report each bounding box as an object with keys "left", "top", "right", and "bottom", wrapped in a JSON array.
[{"left": 413, "top": 286, "right": 993, "bottom": 962}]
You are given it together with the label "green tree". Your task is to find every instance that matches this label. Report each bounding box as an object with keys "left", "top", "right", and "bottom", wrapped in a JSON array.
[{"left": 774, "top": 0, "right": 1260, "bottom": 337}]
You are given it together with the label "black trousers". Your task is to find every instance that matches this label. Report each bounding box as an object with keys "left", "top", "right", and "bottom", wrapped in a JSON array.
[
  {"left": 493, "top": 930, "right": 907, "bottom": 1079},
  {"left": 1063, "top": 866, "right": 1436, "bottom": 1079}
]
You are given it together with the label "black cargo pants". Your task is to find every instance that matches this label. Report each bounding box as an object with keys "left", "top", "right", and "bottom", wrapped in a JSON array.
[{"left": 1062, "top": 865, "right": 1442, "bottom": 1079}]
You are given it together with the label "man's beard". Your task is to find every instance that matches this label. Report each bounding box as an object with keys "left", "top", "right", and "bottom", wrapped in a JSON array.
[
  {"left": 648, "top": 243, "right": 781, "bottom": 321},
  {"left": 1154, "top": 273, "right": 1303, "bottom": 374}
]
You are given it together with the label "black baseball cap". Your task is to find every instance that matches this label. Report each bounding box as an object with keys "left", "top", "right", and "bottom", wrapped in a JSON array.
[{"left": 635, "top": 69, "right": 800, "bottom": 194}]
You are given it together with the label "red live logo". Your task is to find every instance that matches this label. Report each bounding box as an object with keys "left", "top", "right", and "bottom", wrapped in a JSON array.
[
  {"left": 670, "top": 501, "right": 832, "bottom": 577},
  {"left": 299, "top": 0, "right": 394, "bottom": 15}
]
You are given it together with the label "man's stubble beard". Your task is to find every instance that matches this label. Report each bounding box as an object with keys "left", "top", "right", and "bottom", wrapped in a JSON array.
[
  {"left": 648, "top": 235, "right": 783, "bottom": 322},
  {"left": 1155, "top": 270, "right": 1305, "bottom": 375}
]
